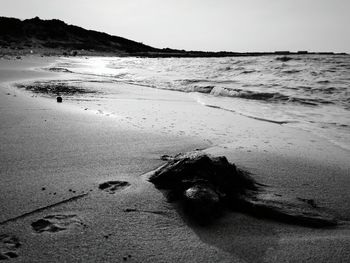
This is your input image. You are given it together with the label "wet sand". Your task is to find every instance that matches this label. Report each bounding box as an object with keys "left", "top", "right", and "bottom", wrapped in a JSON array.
[{"left": 0, "top": 56, "right": 349, "bottom": 262}]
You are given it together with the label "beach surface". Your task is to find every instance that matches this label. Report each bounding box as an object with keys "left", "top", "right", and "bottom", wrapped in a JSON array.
[{"left": 0, "top": 56, "right": 349, "bottom": 262}]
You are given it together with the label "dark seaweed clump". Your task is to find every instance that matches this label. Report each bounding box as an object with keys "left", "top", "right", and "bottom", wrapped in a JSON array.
[
  {"left": 47, "top": 67, "right": 73, "bottom": 73},
  {"left": 149, "top": 151, "right": 337, "bottom": 227},
  {"left": 16, "top": 82, "right": 99, "bottom": 96}
]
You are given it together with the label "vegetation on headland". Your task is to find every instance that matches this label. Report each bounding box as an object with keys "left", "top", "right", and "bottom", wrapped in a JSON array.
[{"left": 0, "top": 16, "right": 348, "bottom": 57}]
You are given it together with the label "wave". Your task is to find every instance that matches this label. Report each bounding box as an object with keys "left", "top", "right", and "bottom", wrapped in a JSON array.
[
  {"left": 281, "top": 69, "right": 301, "bottom": 74},
  {"left": 211, "top": 87, "right": 287, "bottom": 101},
  {"left": 204, "top": 104, "right": 291, "bottom": 124},
  {"left": 183, "top": 85, "right": 214, "bottom": 93},
  {"left": 177, "top": 79, "right": 208, "bottom": 85},
  {"left": 209, "top": 87, "right": 334, "bottom": 106},
  {"left": 276, "top": 56, "right": 293, "bottom": 62},
  {"left": 317, "top": 80, "right": 330, "bottom": 84},
  {"left": 240, "top": 69, "right": 257, "bottom": 74},
  {"left": 219, "top": 66, "right": 232, "bottom": 71}
]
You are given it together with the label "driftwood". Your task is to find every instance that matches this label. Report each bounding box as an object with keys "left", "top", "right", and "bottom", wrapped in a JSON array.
[{"left": 149, "top": 151, "right": 337, "bottom": 227}]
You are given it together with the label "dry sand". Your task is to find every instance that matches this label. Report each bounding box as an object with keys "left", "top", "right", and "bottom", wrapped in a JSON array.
[{"left": 0, "top": 56, "right": 349, "bottom": 262}]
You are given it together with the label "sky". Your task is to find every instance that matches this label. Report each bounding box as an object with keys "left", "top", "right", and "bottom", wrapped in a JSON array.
[{"left": 1, "top": 0, "right": 349, "bottom": 53}]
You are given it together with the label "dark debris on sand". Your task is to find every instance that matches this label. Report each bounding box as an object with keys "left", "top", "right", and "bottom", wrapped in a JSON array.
[
  {"left": 149, "top": 151, "right": 337, "bottom": 227},
  {"left": 47, "top": 67, "right": 73, "bottom": 73},
  {"left": 16, "top": 81, "right": 99, "bottom": 96},
  {"left": 99, "top": 181, "right": 131, "bottom": 194}
]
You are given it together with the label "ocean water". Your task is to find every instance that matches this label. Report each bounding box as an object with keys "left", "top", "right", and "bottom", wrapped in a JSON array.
[{"left": 51, "top": 55, "right": 350, "bottom": 151}]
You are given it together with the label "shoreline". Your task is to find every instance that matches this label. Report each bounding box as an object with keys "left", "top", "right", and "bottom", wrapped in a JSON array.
[
  {"left": 1, "top": 48, "right": 349, "bottom": 58},
  {"left": 1, "top": 56, "right": 350, "bottom": 262},
  {"left": 43, "top": 55, "right": 350, "bottom": 153}
]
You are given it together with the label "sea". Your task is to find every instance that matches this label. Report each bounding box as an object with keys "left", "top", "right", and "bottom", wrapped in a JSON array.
[{"left": 51, "top": 55, "right": 350, "bottom": 151}]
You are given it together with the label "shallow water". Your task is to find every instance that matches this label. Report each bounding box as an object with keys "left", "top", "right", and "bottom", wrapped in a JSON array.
[{"left": 50, "top": 55, "right": 350, "bottom": 151}]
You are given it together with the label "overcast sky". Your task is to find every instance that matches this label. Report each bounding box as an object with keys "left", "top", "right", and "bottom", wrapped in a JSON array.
[{"left": 1, "top": 0, "right": 349, "bottom": 52}]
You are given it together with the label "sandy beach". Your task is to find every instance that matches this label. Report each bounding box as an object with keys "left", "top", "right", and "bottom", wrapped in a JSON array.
[{"left": 1, "top": 56, "right": 349, "bottom": 262}]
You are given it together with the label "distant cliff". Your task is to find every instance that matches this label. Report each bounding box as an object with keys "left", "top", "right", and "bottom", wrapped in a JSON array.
[{"left": 0, "top": 16, "right": 159, "bottom": 55}]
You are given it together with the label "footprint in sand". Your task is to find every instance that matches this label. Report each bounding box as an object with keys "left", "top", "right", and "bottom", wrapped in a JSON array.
[
  {"left": 98, "top": 181, "right": 130, "bottom": 194},
  {"left": 31, "top": 214, "right": 84, "bottom": 233},
  {"left": 0, "top": 234, "right": 21, "bottom": 260}
]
